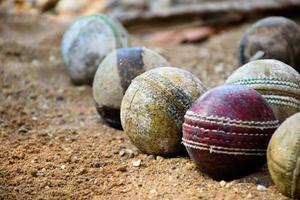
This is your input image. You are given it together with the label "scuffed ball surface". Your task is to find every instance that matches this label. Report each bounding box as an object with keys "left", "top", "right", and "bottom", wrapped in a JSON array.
[
  {"left": 61, "top": 14, "right": 129, "bottom": 85},
  {"left": 121, "top": 67, "right": 206, "bottom": 156},
  {"left": 93, "top": 47, "right": 169, "bottom": 129},
  {"left": 267, "top": 113, "right": 300, "bottom": 199}
]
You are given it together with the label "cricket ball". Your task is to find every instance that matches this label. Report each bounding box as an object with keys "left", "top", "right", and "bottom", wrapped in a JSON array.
[
  {"left": 267, "top": 112, "right": 300, "bottom": 199},
  {"left": 226, "top": 59, "right": 300, "bottom": 123},
  {"left": 239, "top": 16, "right": 300, "bottom": 72},
  {"left": 121, "top": 67, "right": 206, "bottom": 156},
  {"left": 182, "top": 85, "right": 279, "bottom": 180},
  {"left": 61, "top": 14, "right": 129, "bottom": 85},
  {"left": 93, "top": 47, "right": 169, "bottom": 129}
]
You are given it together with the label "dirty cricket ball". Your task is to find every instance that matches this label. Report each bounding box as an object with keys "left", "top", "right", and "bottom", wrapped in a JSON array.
[
  {"left": 121, "top": 67, "right": 206, "bottom": 156},
  {"left": 239, "top": 16, "right": 300, "bottom": 72},
  {"left": 182, "top": 85, "right": 279, "bottom": 180},
  {"left": 93, "top": 47, "right": 169, "bottom": 129},
  {"left": 61, "top": 14, "right": 129, "bottom": 85},
  {"left": 226, "top": 59, "right": 300, "bottom": 123}
]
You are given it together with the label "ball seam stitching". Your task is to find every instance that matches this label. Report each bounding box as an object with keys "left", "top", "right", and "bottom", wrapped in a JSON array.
[
  {"left": 182, "top": 135, "right": 265, "bottom": 146},
  {"left": 228, "top": 78, "right": 300, "bottom": 89},
  {"left": 264, "top": 95, "right": 300, "bottom": 109},
  {"left": 289, "top": 136, "right": 300, "bottom": 198},
  {"left": 183, "top": 123, "right": 270, "bottom": 137},
  {"left": 185, "top": 111, "right": 279, "bottom": 129},
  {"left": 140, "top": 73, "right": 192, "bottom": 110},
  {"left": 182, "top": 138, "right": 266, "bottom": 156}
]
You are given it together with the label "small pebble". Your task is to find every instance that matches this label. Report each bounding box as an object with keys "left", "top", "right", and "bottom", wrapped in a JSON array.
[
  {"left": 61, "top": 165, "right": 66, "bottom": 170},
  {"left": 78, "top": 168, "right": 87, "bottom": 175},
  {"left": 119, "top": 149, "right": 135, "bottom": 158},
  {"left": 185, "top": 162, "right": 196, "bottom": 170},
  {"left": 219, "top": 180, "right": 226, "bottom": 187},
  {"left": 214, "top": 63, "right": 225, "bottom": 73},
  {"left": 156, "top": 156, "right": 164, "bottom": 161},
  {"left": 32, "top": 116, "right": 38, "bottom": 121},
  {"left": 225, "top": 181, "right": 234, "bottom": 188},
  {"left": 18, "top": 127, "right": 28, "bottom": 134},
  {"left": 150, "top": 189, "right": 157, "bottom": 194},
  {"left": 116, "top": 166, "right": 127, "bottom": 172},
  {"left": 132, "top": 159, "right": 142, "bottom": 167},
  {"left": 256, "top": 184, "right": 267, "bottom": 191},
  {"left": 119, "top": 149, "right": 126, "bottom": 157},
  {"left": 126, "top": 149, "right": 134, "bottom": 158},
  {"left": 36, "top": 168, "right": 46, "bottom": 176},
  {"left": 32, "top": 59, "right": 39, "bottom": 66}
]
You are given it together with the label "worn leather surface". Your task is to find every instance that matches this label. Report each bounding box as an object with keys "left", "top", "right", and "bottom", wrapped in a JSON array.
[{"left": 267, "top": 112, "right": 300, "bottom": 198}]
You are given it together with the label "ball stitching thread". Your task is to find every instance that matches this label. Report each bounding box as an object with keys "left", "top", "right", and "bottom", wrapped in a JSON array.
[
  {"left": 183, "top": 123, "right": 270, "bottom": 137},
  {"left": 182, "top": 138, "right": 266, "bottom": 156},
  {"left": 185, "top": 111, "right": 279, "bottom": 129}
]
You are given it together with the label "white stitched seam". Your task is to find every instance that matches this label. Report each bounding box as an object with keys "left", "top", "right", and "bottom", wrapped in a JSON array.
[
  {"left": 182, "top": 139, "right": 266, "bottom": 156},
  {"left": 264, "top": 95, "right": 300, "bottom": 109},
  {"left": 186, "top": 111, "right": 278, "bottom": 125},
  {"left": 228, "top": 78, "right": 300, "bottom": 89},
  {"left": 183, "top": 123, "right": 270, "bottom": 137},
  {"left": 185, "top": 111, "right": 279, "bottom": 129},
  {"left": 246, "top": 84, "right": 300, "bottom": 95},
  {"left": 182, "top": 138, "right": 266, "bottom": 151}
]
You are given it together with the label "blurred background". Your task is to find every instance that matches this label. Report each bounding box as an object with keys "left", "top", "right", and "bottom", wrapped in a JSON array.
[
  {"left": 1, "top": 0, "right": 300, "bottom": 44},
  {"left": 2, "top": 0, "right": 300, "bottom": 31}
]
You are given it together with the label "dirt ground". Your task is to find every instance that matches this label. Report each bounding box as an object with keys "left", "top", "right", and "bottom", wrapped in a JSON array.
[{"left": 0, "top": 14, "right": 294, "bottom": 200}]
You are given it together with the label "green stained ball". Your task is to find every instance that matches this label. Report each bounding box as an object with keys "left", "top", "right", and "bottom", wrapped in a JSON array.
[{"left": 61, "top": 14, "right": 129, "bottom": 85}]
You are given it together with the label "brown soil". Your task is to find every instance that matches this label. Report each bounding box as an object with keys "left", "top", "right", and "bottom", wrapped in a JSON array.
[{"left": 0, "top": 14, "right": 291, "bottom": 200}]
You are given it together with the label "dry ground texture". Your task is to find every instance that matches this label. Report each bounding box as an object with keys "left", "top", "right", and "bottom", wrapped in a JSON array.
[{"left": 0, "top": 14, "right": 295, "bottom": 199}]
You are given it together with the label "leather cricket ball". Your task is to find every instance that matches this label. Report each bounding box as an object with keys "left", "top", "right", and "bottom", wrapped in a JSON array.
[
  {"left": 239, "top": 16, "right": 300, "bottom": 72},
  {"left": 121, "top": 67, "right": 206, "bottom": 156},
  {"left": 182, "top": 85, "right": 279, "bottom": 180},
  {"left": 267, "top": 112, "right": 300, "bottom": 199},
  {"left": 61, "top": 14, "right": 129, "bottom": 85},
  {"left": 226, "top": 59, "right": 300, "bottom": 123},
  {"left": 93, "top": 47, "right": 169, "bottom": 129}
]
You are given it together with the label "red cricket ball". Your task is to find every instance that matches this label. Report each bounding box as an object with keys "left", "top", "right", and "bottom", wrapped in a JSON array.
[{"left": 182, "top": 85, "right": 279, "bottom": 180}]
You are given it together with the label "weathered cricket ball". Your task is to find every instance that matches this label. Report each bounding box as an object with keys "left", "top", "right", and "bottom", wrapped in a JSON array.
[
  {"left": 267, "top": 112, "right": 300, "bottom": 199},
  {"left": 93, "top": 47, "right": 169, "bottom": 129},
  {"left": 239, "top": 16, "right": 300, "bottom": 72},
  {"left": 121, "top": 67, "right": 206, "bottom": 156},
  {"left": 226, "top": 59, "right": 300, "bottom": 123},
  {"left": 61, "top": 14, "right": 129, "bottom": 85},
  {"left": 182, "top": 85, "right": 279, "bottom": 180}
]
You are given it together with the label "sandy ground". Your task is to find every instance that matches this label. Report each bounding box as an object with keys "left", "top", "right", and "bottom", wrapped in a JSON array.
[{"left": 0, "top": 14, "right": 292, "bottom": 199}]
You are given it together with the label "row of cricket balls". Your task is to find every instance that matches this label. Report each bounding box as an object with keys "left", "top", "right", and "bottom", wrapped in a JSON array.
[
  {"left": 94, "top": 54, "right": 300, "bottom": 198},
  {"left": 60, "top": 15, "right": 300, "bottom": 198},
  {"left": 102, "top": 59, "right": 299, "bottom": 199}
]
